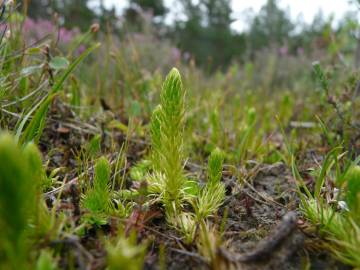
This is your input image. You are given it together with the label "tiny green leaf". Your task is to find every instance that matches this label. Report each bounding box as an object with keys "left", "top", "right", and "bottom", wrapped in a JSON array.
[{"left": 49, "top": 56, "right": 69, "bottom": 70}]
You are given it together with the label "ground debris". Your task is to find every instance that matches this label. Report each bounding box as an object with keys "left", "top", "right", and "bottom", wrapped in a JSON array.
[{"left": 219, "top": 211, "right": 304, "bottom": 270}]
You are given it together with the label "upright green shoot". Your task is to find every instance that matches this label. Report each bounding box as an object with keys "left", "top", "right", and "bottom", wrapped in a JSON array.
[
  {"left": 150, "top": 68, "right": 186, "bottom": 217},
  {"left": 105, "top": 231, "right": 147, "bottom": 270},
  {"left": 82, "top": 156, "right": 113, "bottom": 225},
  {"left": 0, "top": 134, "right": 43, "bottom": 269},
  {"left": 195, "top": 148, "right": 225, "bottom": 220}
]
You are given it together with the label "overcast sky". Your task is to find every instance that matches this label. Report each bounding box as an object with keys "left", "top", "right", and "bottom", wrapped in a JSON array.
[{"left": 100, "top": 0, "right": 356, "bottom": 31}]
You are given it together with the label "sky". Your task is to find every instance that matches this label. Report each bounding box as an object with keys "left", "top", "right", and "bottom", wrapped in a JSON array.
[{"left": 100, "top": 0, "right": 356, "bottom": 31}]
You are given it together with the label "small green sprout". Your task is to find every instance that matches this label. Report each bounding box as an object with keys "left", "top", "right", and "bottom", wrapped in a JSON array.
[
  {"left": 82, "top": 156, "right": 113, "bottom": 225},
  {"left": 36, "top": 250, "right": 58, "bottom": 270},
  {"left": 105, "top": 231, "right": 147, "bottom": 270},
  {"left": 237, "top": 107, "right": 257, "bottom": 163},
  {"left": 171, "top": 212, "right": 197, "bottom": 244},
  {"left": 195, "top": 148, "right": 225, "bottom": 219},
  {"left": 345, "top": 165, "right": 360, "bottom": 219}
]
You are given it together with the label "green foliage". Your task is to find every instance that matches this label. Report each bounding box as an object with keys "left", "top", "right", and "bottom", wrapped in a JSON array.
[
  {"left": 18, "top": 94, "right": 57, "bottom": 145},
  {"left": 195, "top": 148, "right": 225, "bottom": 219},
  {"left": 171, "top": 212, "right": 197, "bottom": 244},
  {"left": 105, "top": 232, "right": 147, "bottom": 270},
  {"left": 247, "top": 0, "right": 293, "bottom": 55},
  {"left": 207, "top": 147, "right": 224, "bottom": 185},
  {"left": 25, "top": 0, "right": 102, "bottom": 31},
  {"left": 313, "top": 61, "right": 329, "bottom": 95},
  {"left": 16, "top": 43, "right": 100, "bottom": 145},
  {"left": 175, "top": 0, "right": 245, "bottom": 68},
  {"left": 130, "top": 160, "right": 152, "bottom": 181},
  {"left": 292, "top": 147, "right": 360, "bottom": 268},
  {"left": 86, "top": 134, "right": 102, "bottom": 158},
  {"left": 0, "top": 134, "right": 40, "bottom": 268},
  {"left": 36, "top": 250, "right": 58, "bottom": 270},
  {"left": 345, "top": 166, "right": 360, "bottom": 219},
  {"left": 209, "top": 108, "right": 221, "bottom": 148},
  {"left": 150, "top": 105, "right": 162, "bottom": 170},
  {"left": 130, "top": 0, "right": 167, "bottom": 17},
  {"left": 150, "top": 68, "right": 187, "bottom": 216},
  {"left": 49, "top": 57, "right": 70, "bottom": 71},
  {"left": 82, "top": 156, "right": 113, "bottom": 225},
  {"left": 237, "top": 107, "right": 257, "bottom": 163}
]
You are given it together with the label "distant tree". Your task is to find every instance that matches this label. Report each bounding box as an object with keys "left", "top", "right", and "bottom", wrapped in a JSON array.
[
  {"left": 123, "top": 0, "right": 167, "bottom": 33},
  {"left": 174, "top": 0, "right": 245, "bottom": 69},
  {"left": 21, "top": 0, "right": 99, "bottom": 31},
  {"left": 246, "top": 0, "right": 293, "bottom": 56},
  {"left": 52, "top": 0, "right": 98, "bottom": 31},
  {"left": 130, "top": 0, "right": 167, "bottom": 17},
  {"left": 23, "top": 0, "right": 52, "bottom": 19}
]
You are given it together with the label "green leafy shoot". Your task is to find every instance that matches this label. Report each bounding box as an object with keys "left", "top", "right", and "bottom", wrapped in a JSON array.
[
  {"left": 0, "top": 134, "right": 38, "bottom": 269},
  {"left": 149, "top": 68, "right": 187, "bottom": 217},
  {"left": 344, "top": 166, "right": 360, "bottom": 221},
  {"left": 237, "top": 107, "right": 257, "bottom": 163},
  {"left": 105, "top": 231, "right": 147, "bottom": 270},
  {"left": 16, "top": 43, "right": 100, "bottom": 145},
  {"left": 82, "top": 156, "right": 113, "bottom": 225},
  {"left": 18, "top": 94, "right": 57, "bottom": 145},
  {"left": 36, "top": 250, "right": 58, "bottom": 270},
  {"left": 195, "top": 148, "right": 225, "bottom": 220}
]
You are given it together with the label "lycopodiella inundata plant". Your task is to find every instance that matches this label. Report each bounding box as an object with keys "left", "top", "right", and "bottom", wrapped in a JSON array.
[
  {"left": 291, "top": 147, "right": 360, "bottom": 268},
  {"left": 150, "top": 68, "right": 187, "bottom": 217},
  {"left": 195, "top": 148, "right": 225, "bottom": 220},
  {"left": 146, "top": 68, "right": 226, "bottom": 242},
  {"left": 82, "top": 156, "right": 113, "bottom": 225},
  {"left": 0, "top": 133, "right": 51, "bottom": 269},
  {"left": 105, "top": 231, "right": 147, "bottom": 270}
]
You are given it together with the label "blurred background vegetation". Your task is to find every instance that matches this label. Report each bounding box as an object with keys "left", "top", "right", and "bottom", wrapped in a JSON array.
[{"left": 21, "top": 0, "right": 360, "bottom": 70}]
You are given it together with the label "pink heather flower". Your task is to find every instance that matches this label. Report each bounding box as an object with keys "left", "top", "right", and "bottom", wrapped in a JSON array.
[
  {"left": 171, "top": 47, "right": 181, "bottom": 62},
  {"left": 22, "top": 18, "right": 79, "bottom": 46},
  {"left": 279, "top": 46, "right": 288, "bottom": 57},
  {"left": 77, "top": 44, "right": 86, "bottom": 55},
  {"left": 297, "top": 47, "right": 304, "bottom": 55}
]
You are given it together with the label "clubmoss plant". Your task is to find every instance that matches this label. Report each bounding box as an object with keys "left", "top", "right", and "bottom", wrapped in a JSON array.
[
  {"left": 36, "top": 250, "right": 58, "bottom": 270},
  {"left": 150, "top": 68, "right": 187, "bottom": 217},
  {"left": 172, "top": 212, "right": 197, "bottom": 244},
  {"left": 0, "top": 134, "right": 40, "bottom": 268},
  {"left": 105, "top": 231, "right": 147, "bottom": 270},
  {"left": 195, "top": 148, "right": 225, "bottom": 220},
  {"left": 82, "top": 156, "right": 113, "bottom": 225},
  {"left": 291, "top": 146, "right": 360, "bottom": 268},
  {"left": 236, "top": 107, "right": 257, "bottom": 163},
  {"left": 344, "top": 165, "right": 360, "bottom": 221},
  {"left": 209, "top": 108, "right": 222, "bottom": 149}
]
